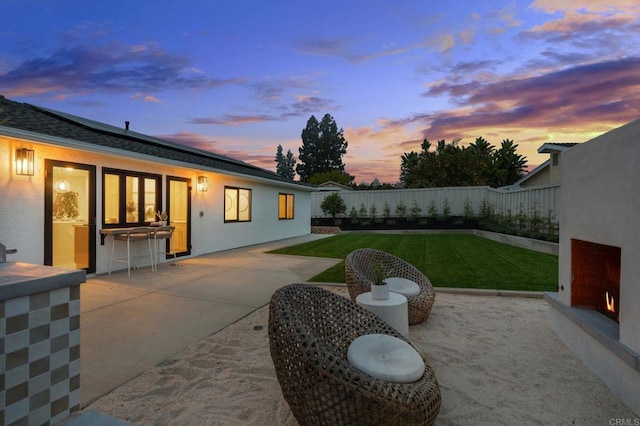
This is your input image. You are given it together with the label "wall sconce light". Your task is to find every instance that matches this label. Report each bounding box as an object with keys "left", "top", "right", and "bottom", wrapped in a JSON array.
[
  {"left": 197, "top": 176, "right": 209, "bottom": 192},
  {"left": 16, "top": 148, "right": 35, "bottom": 176}
]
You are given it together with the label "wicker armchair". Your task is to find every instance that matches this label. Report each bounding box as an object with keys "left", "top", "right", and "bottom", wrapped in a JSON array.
[
  {"left": 268, "top": 284, "right": 441, "bottom": 426},
  {"left": 345, "top": 248, "right": 436, "bottom": 325}
]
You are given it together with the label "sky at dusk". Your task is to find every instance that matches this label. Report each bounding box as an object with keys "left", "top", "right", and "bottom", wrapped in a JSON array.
[{"left": 1, "top": 0, "right": 639, "bottom": 184}]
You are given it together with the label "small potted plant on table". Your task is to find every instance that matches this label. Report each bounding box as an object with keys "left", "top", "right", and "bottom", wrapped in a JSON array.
[{"left": 371, "top": 260, "right": 393, "bottom": 300}]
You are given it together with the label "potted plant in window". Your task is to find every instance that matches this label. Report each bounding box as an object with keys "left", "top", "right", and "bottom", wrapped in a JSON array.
[
  {"left": 126, "top": 201, "right": 137, "bottom": 222},
  {"left": 371, "top": 260, "right": 393, "bottom": 300},
  {"left": 156, "top": 210, "right": 168, "bottom": 226},
  {"left": 53, "top": 191, "right": 80, "bottom": 220}
]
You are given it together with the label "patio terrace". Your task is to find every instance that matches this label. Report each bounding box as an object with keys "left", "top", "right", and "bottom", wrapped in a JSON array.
[
  {"left": 79, "top": 234, "right": 339, "bottom": 405},
  {"left": 72, "top": 234, "right": 637, "bottom": 424}
]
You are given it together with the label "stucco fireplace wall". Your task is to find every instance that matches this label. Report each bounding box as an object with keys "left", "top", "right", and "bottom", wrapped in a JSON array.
[
  {"left": 549, "top": 117, "right": 640, "bottom": 414},
  {"left": 557, "top": 118, "right": 640, "bottom": 352}
]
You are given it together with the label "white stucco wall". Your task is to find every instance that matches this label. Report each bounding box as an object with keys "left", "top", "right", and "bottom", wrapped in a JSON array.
[
  {"left": 559, "top": 117, "right": 640, "bottom": 353},
  {"left": 1, "top": 135, "right": 312, "bottom": 274},
  {"left": 189, "top": 175, "right": 311, "bottom": 255},
  {"left": 548, "top": 153, "right": 562, "bottom": 184}
]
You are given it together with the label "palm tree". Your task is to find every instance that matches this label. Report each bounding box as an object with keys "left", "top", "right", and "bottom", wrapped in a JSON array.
[{"left": 491, "top": 139, "right": 527, "bottom": 187}]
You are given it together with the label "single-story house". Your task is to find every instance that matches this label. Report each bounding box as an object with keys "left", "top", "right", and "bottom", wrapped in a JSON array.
[{"left": 0, "top": 95, "right": 314, "bottom": 275}]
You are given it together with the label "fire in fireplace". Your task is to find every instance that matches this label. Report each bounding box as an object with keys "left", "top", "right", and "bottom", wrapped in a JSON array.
[{"left": 570, "top": 239, "right": 621, "bottom": 323}]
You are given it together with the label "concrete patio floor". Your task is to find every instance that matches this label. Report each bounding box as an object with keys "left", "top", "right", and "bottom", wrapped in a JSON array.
[{"left": 79, "top": 234, "right": 339, "bottom": 406}]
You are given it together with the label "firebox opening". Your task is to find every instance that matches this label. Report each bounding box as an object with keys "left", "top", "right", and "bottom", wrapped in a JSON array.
[{"left": 571, "top": 239, "right": 621, "bottom": 323}]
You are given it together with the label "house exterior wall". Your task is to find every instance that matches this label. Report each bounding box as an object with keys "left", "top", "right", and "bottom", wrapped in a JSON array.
[
  {"left": 559, "top": 118, "right": 640, "bottom": 353},
  {"left": 548, "top": 154, "right": 562, "bottom": 184},
  {"left": 520, "top": 166, "right": 551, "bottom": 187},
  {"left": 189, "top": 174, "right": 311, "bottom": 256},
  {"left": 1, "top": 135, "right": 311, "bottom": 274}
]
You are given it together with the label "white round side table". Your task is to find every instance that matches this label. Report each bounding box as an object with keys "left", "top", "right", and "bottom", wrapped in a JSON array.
[{"left": 356, "top": 292, "right": 409, "bottom": 338}]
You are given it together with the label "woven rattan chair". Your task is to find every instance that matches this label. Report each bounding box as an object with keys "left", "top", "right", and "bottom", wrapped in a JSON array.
[
  {"left": 268, "top": 284, "right": 441, "bottom": 426},
  {"left": 345, "top": 248, "right": 436, "bottom": 325}
]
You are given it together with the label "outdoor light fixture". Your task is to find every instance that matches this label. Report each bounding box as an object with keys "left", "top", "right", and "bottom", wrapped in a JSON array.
[
  {"left": 197, "top": 176, "right": 209, "bottom": 192},
  {"left": 15, "top": 148, "right": 35, "bottom": 175}
]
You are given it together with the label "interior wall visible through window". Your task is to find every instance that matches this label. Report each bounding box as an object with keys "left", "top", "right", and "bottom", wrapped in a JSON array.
[
  {"left": 225, "top": 186, "right": 252, "bottom": 222},
  {"left": 278, "top": 193, "right": 294, "bottom": 219},
  {"left": 103, "top": 168, "right": 161, "bottom": 227}
]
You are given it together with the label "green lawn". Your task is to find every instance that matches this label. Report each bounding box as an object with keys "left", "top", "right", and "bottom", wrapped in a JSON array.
[{"left": 269, "top": 233, "right": 558, "bottom": 292}]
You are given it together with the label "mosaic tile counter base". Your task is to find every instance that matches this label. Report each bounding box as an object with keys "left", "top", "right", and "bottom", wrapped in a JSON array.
[{"left": 1, "top": 285, "right": 81, "bottom": 426}]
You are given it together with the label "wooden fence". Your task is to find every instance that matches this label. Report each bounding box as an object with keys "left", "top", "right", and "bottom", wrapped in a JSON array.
[{"left": 311, "top": 185, "right": 560, "bottom": 221}]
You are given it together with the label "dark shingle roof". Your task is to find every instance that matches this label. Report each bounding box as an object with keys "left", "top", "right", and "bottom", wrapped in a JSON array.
[
  {"left": 548, "top": 142, "right": 579, "bottom": 147},
  {"left": 0, "top": 95, "right": 307, "bottom": 187},
  {"left": 537, "top": 142, "right": 579, "bottom": 154}
]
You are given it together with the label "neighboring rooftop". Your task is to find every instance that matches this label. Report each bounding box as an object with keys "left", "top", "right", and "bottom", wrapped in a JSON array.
[
  {"left": 0, "top": 95, "right": 305, "bottom": 187},
  {"left": 317, "top": 181, "right": 354, "bottom": 191},
  {"left": 538, "top": 142, "right": 579, "bottom": 154}
]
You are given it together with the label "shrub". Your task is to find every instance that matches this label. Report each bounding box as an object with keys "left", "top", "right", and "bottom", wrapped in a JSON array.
[
  {"left": 463, "top": 197, "right": 474, "bottom": 218},
  {"left": 427, "top": 200, "right": 437, "bottom": 218},
  {"left": 409, "top": 200, "right": 421, "bottom": 221},
  {"left": 358, "top": 203, "right": 368, "bottom": 218},
  {"left": 383, "top": 201, "right": 391, "bottom": 219},
  {"left": 349, "top": 206, "right": 359, "bottom": 224},
  {"left": 441, "top": 198, "right": 451, "bottom": 219},
  {"left": 320, "top": 192, "right": 346, "bottom": 220},
  {"left": 480, "top": 198, "right": 494, "bottom": 220},
  {"left": 369, "top": 204, "right": 377, "bottom": 221}
]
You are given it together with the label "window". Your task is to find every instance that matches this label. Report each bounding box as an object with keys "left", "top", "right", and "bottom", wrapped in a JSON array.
[
  {"left": 103, "top": 168, "right": 161, "bottom": 227},
  {"left": 225, "top": 186, "right": 252, "bottom": 222},
  {"left": 551, "top": 152, "right": 560, "bottom": 166},
  {"left": 278, "top": 193, "right": 295, "bottom": 219}
]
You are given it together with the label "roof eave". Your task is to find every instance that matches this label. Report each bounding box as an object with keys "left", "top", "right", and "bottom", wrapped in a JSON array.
[
  {"left": 537, "top": 143, "right": 576, "bottom": 154},
  {"left": 1, "top": 126, "right": 316, "bottom": 192}
]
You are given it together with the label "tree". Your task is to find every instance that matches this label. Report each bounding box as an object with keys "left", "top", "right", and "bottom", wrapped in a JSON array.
[
  {"left": 307, "top": 170, "right": 355, "bottom": 186},
  {"left": 296, "top": 114, "right": 348, "bottom": 182},
  {"left": 275, "top": 145, "right": 296, "bottom": 180},
  {"left": 400, "top": 150, "right": 422, "bottom": 188},
  {"left": 399, "top": 137, "right": 527, "bottom": 188},
  {"left": 490, "top": 139, "right": 527, "bottom": 187},
  {"left": 320, "top": 192, "right": 347, "bottom": 220},
  {"left": 467, "top": 137, "right": 495, "bottom": 184}
]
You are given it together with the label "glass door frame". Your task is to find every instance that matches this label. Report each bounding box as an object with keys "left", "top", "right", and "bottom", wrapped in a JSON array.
[
  {"left": 44, "top": 159, "right": 97, "bottom": 273},
  {"left": 166, "top": 175, "right": 192, "bottom": 258}
]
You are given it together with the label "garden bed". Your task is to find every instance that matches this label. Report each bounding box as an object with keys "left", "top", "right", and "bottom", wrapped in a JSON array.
[
  {"left": 311, "top": 216, "right": 558, "bottom": 242},
  {"left": 312, "top": 216, "right": 478, "bottom": 231}
]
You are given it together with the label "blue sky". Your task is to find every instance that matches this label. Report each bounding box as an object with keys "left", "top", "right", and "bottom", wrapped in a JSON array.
[{"left": 1, "top": 0, "right": 639, "bottom": 184}]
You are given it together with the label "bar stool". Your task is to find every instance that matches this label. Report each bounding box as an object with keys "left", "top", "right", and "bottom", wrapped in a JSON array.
[
  {"left": 109, "top": 227, "right": 153, "bottom": 277},
  {"left": 150, "top": 225, "right": 177, "bottom": 271}
]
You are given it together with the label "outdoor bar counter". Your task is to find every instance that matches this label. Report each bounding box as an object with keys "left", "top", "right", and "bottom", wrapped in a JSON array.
[{"left": 1, "top": 261, "right": 86, "bottom": 425}]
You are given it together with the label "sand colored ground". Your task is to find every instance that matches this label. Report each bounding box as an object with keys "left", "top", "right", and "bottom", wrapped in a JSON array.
[{"left": 87, "top": 286, "right": 638, "bottom": 425}]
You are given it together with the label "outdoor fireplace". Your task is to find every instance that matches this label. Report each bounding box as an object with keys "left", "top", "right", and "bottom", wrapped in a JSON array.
[
  {"left": 570, "top": 239, "right": 620, "bottom": 323},
  {"left": 545, "top": 117, "right": 640, "bottom": 416}
]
